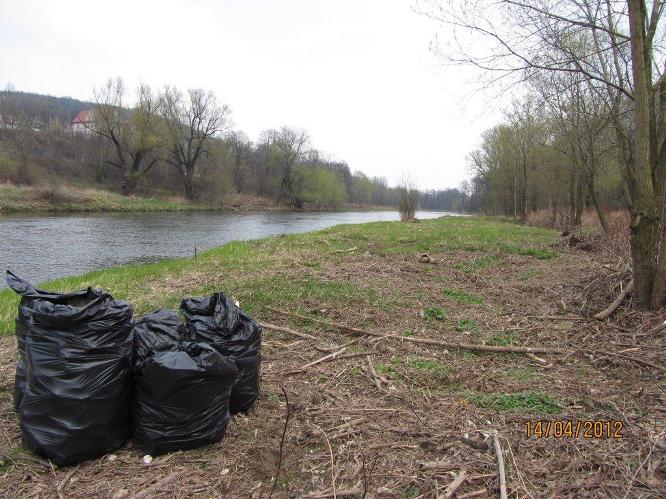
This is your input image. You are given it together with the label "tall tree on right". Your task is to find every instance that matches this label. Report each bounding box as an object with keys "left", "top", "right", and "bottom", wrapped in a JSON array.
[{"left": 422, "top": 0, "right": 666, "bottom": 309}]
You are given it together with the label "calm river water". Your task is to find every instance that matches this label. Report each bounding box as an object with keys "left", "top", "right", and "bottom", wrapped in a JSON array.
[{"left": 1, "top": 210, "right": 454, "bottom": 288}]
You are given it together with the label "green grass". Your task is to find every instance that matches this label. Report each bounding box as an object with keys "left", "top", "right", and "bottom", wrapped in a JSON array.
[
  {"left": 453, "top": 255, "right": 498, "bottom": 274},
  {"left": 406, "top": 357, "right": 448, "bottom": 380},
  {"left": 0, "top": 216, "right": 558, "bottom": 335},
  {"left": 504, "top": 367, "right": 541, "bottom": 381},
  {"left": 315, "top": 216, "right": 556, "bottom": 255},
  {"left": 423, "top": 306, "right": 447, "bottom": 320},
  {"left": 0, "top": 183, "right": 218, "bottom": 213},
  {"left": 456, "top": 319, "right": 479, "bottom": 332},
  {"left": 487, "top": 331, "right": 519, "bottom": 346},
  {"left": 442, "top": 288, "right": 484, "bottom": 305},
  {"left": 467, "top": 390, "right": 562, "bottom": 414}
]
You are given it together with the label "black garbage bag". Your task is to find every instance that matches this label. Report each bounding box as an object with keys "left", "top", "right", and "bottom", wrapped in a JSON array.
[
  {"left": 8, "top": 271, "right": 107, "bottom": 412},
  {"left": 6, "top": 270, "right": 133, "bottom": 466},
  {"left": 180, "top": 293, "right": 261, "bottom": 414},
  {"left": 133, "top": 309, "right": 185, "bottom": 367},
  {"left": 132, "top": 313, "right": 238, "bottom": 455}
]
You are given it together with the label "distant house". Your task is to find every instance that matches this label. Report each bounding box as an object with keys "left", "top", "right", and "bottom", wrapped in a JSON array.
[
  {"left": 0, "top": 113, "right": 16, "bottom": 129},
  {"left": 70, "top": 109, "right": 93, "bottom": 134}
]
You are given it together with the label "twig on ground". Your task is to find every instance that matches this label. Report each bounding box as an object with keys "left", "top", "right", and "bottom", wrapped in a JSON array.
[
  {"left": 312, "top": 424, "right": 337, "bottom": 499},
  {"left": 594, "top": 280, "right": 633, "bottom": 320},
  {"left": 493, "top": 432, "right": 507, "bottom": 499},
  {"left": 366, "top": 356, "right": 383, "bottom": 390},
  {"left": 304, "top": 486, "right": 363, "bottom": 498},
  {"left": 262, "top": 322, "right": 319, "bottom": 341},
  {"left": 267, "top": 308, "right": 566, "bottom": 355},
  {"left": 56, "top": 467, "right": 77, "bottom": 499},
  {"left": 587, "top": 349, "right": 666, "bottom": 373},
  {"left": 131, "top": 471, "right": 185, "bottom": 499},
  {"left": 269, "top": 386, "right": 291, "bottom": 499},
  {"left": 0, "top": 453, "right": 52, "bottom": 467},
  {"left": 621, "top": 442, "right": 653, "bottom": 499},
  {"left": 286, "top": 351, "right": 374, "bottom": 375},
  {"left": 457, "top": 489, "right": 488, "bottom": 499},
  {"left": 442, "top": 469, "right": 467, "bottom": 499}
]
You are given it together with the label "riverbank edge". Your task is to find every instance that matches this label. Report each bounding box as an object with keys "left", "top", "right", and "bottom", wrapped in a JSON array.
[
  {"left": 0, "top": 216, "right": 557, "bottom": 335},
  {"left": 0, "top": 183, "right": 394, "bottom": 215}
]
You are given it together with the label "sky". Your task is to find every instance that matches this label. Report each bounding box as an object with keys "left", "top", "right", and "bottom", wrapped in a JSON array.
[{"left": 0, "top": 0, "right": 503, "bottom": 190}]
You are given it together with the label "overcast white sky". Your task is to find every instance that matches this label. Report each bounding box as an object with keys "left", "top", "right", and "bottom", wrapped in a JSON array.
[{"left": 0, "top": 0, "right": 502, "bottom": 190}]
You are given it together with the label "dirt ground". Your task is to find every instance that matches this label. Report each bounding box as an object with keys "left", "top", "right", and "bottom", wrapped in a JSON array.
[{"left": 1, "top": 241, "right": 665, "bottom": 498}]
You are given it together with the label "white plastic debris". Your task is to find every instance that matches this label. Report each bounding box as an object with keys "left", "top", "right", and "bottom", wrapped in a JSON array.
[
  {"left": 108, "top": 454, "right": 117, "bottom": 462},
  {"left": 143, "top": 454, "right": 153, "bottom": 465},
  {"left": 221, "top": 468, "right": 230, "bottom": 476}
]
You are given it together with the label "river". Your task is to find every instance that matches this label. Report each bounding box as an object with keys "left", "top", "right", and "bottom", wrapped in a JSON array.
[{"left": 1, "top": 210, "right": 455, "bottom": 288}]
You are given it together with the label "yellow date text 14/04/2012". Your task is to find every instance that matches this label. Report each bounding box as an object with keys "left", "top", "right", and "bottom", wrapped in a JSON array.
[{"left": 525, "top": 420, "right": 624, "bottom": 439}]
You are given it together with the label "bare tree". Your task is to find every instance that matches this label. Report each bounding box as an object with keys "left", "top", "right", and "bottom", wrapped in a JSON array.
[
  {"left": 91, "top": 79, "right": 164, "bottom": 195},
  {"left": 226, "top": 130, "right": 252, "bottom": 194},
  {"left": 273, "top": 127, "right": 309, "bottom": 205},
  {"left": 46, "top": 119, "right": 67, "bottom": 202},
  {"left": 1, "top": 93, "right": 40, "bottom": 185},
  {"left": 161, "top": 87, "right": 230, "bottom": 201},
  {"left": 532, "top": 71, "right": 614, "bottom": 231},
  {"left": 422, "top": 0, "right": 666, "bottom": 309},
  {"left": 398, "top": 173, "right": 419, "bottom": 221}
]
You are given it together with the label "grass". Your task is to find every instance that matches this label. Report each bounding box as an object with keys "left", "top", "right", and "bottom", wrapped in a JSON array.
[
  {"left": 467, "top": 390, "right": 562, "bottom": 414},
  {"left": 504, "top": 367, "right": 541, "bottom": 380},
  {"left": 0, "top": 183, "right": 219, "bottom": 213},
  {"left": 423, "top": 306, "right": 447, "bottom": 320},
  {"left": 406, "top": 357, "right": 448, "bottom": 380},
  {"left": 453, "top": 255, "right": 498, "bottom": 274},
  {"left": 456, "top": 319, "right": 479, "bottom": 332},
  {"left": 0, "top": 216, "right": 559, "bottom": 335},
  {"left": 487, "top": 331, "right": 519, "bottom": 346},
  {"left": 442, "top": 288, "right": 484, "bottom": 305}
]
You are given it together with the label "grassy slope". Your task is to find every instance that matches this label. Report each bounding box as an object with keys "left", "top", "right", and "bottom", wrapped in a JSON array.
[
  {"left": 0, "top": 216, "right": 556, "bottom": 334},
  {"left": 0, "top": 183, "right": 217, "bottom": 213}
]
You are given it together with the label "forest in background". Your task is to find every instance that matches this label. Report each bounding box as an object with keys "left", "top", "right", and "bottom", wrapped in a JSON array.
[{"left": 0, "top": 86, "right": 464, "bottom": 212}]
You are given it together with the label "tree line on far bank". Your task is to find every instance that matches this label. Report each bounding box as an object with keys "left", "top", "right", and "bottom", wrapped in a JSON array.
[{"left": 0, "top": 83, "right": 465, "bottom": 212}]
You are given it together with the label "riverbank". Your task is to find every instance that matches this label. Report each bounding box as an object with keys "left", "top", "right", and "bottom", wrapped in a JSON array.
[
  {"left": 0, "top": 183, "right": 391, "bottom": 214},
  {"left": 0, "top": 216, "right": 664, "bottom": 497}
]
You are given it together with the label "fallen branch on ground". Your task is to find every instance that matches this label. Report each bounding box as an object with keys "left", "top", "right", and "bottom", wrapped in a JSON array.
[
  {"left": 262, "top": 322, "right": 319, "bottom": 341},
  {"left": 366, "top": 355, "right": 383, "bottom": 390},
  {"left": 286, "top": 351, "right": 374, "bottom": 375},
  {"left": 492, "top": 432, "right": 507, "bottom": 499},
  {"left": 442, "top": 469, "right": 467, "bottom": 498},
  {"left": 56, "top": 467, "right": 77, "bottom": 499},
  {"left": 266, "top": 307, "right": 566, "bottom": 355},
  {"left": 594, "top": 280, "right": 633, "bottom": 320},
  {"left": 458, "top": 489, "right": 488, "bottom": 499},
  {"left": 312, "top": 424, "right": 337, "bottom": 499}
]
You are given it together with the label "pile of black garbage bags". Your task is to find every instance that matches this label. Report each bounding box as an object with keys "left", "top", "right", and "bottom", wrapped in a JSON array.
[{"left": 6, "top": 270, "right": 262, "bottom": 466}]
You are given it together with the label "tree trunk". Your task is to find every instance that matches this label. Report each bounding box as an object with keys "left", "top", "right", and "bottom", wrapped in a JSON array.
[
  {"left": 520, "top": 157, "right": 528, "bottom": 222},
  {"left": 574, "top": 176, "right": 584, "bottom": 226},
  {"left": 651, "top": 219, "right": 666, "bottom": 308},
  {"left": 121, "top": 171, "right": 138, "bottom": 196},
  {"left": 587, "top": 175, "right": 608, "bottom": 232},
  {"left": 627, "top": 0, "right": 662, "bottom": 309}
]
